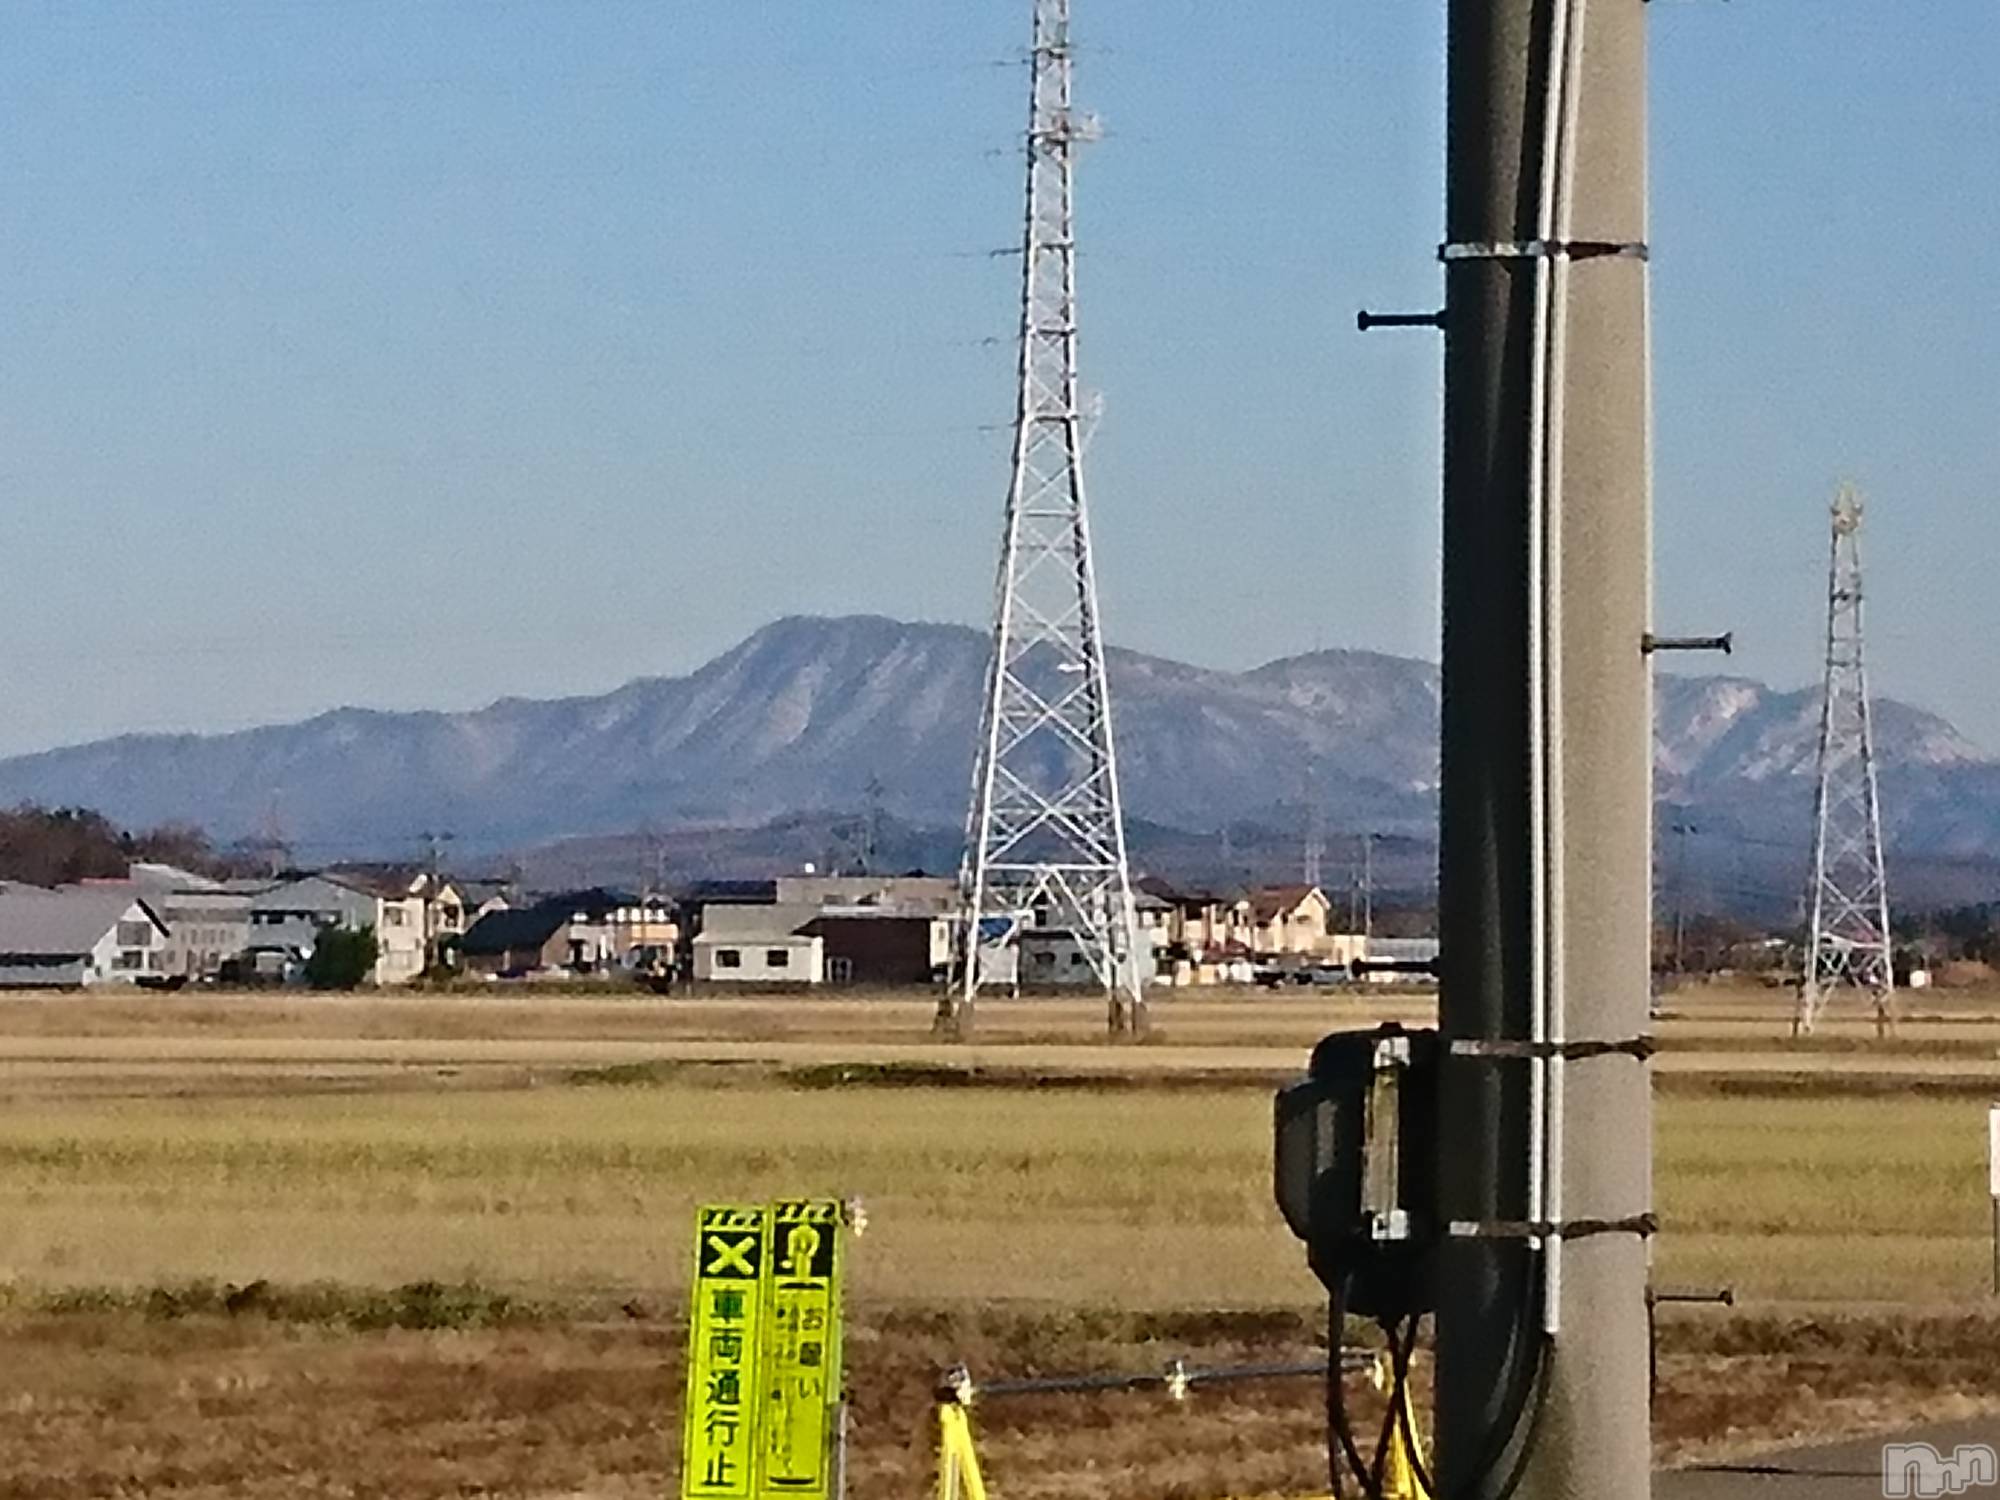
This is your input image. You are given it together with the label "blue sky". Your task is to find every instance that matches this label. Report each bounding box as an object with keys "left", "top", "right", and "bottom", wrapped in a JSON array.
[{"left": 0, "top": 2, "right": 1993, "bottom": 757}]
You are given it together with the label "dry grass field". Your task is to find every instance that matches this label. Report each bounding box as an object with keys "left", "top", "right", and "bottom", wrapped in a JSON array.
[{"left": 0, "top": 983, "right": 1995, "bottom": 1496}]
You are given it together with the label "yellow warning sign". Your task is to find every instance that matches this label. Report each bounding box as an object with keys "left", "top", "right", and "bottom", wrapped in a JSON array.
[
  {"left": 682, "top": 1205, "right": 769, "bottom": 1500},
  {"left": 756, "top": 1198, "right": 846, "bottom": 1498}
]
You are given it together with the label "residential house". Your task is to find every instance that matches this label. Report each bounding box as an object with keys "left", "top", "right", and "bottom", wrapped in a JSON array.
[
  {"left": 124, "top": 863, "right": 253, "bottom": 979},
  {"left": 0, "top": 885, "right": 171, "bottom": 988},
  {"left": 1248, "top": 885, "right": 1335, "bottom": 958},
  {"left": 455, "top": 880, "right": 513, "bottom": 927},
  {"left": 326, "top": 865, "right": 458, "bottom": 974},
  {"left": 427, "top": 880, "right": 466, "bottom": 958},
  {"left": 249, "top": 873, "right": 426, "bottom": 985},
  {"left": 539, "top": 889, "right": 679, "bottom": 972},
  {"left": 1015, "top": 925, "right": 1157, "bottom": 992},
  {"left": 459, "top": 906, "right": 575, "bottom": 977},
  {"left": 597, "top": 894, "right": 678, "bottom": 971},
  {"left": 1133, "top": 879, "right": 1254, "bottom": 983},
  {"left": 691, "top": 904, "right": 824, "bottom": 984},
  {"left": 766, "top": 874, "right": 958, "bottom": 986}
]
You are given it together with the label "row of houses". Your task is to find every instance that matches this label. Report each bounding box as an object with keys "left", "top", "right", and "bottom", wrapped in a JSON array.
[
  {"left": 681, "top": 875, "right": 1433, "bottom": 989},
  {"left": 0, "top": 860, "right": 1429, "bottom": 991},
  {"left": 0, "top": 862, "right": 679, "bottom": 989}
]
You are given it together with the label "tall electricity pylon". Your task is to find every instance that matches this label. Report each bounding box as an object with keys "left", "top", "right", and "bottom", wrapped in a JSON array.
[
  {"left": 943, "top": 0, "right": 1143, "bottom": 1040},
  {"left": 1797, "top": 484, "right": 1894, "bottom": 1034}
]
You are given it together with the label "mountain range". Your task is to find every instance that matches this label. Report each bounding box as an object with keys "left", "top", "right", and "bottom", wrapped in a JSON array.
[{"left": 0, "top": 614, "right": 1992, "bottom": 912}]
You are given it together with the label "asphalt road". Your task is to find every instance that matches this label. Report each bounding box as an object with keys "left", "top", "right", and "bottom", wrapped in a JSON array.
[{"left": 1663, "top": 1419, "right": 2000, "bottom": 1498}]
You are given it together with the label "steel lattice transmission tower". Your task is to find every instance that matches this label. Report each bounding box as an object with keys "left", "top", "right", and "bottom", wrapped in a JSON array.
[
  {"left": 943, "top": 0, "right": 1144, "bottom": 1039},
  {"left": 1797, "top": 484, "right": 1894, "bottom": 1033}
]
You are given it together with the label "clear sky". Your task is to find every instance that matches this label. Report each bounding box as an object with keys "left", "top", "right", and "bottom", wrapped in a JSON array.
[{"left": 0, "top": 2, "right": 1993, "bottom": 758}]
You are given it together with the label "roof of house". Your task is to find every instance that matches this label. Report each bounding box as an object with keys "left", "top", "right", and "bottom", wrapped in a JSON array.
[
  {"left": 1250, "top": 885, "right": 1328, "bottom": 921},
  {"left": 539, "top": 887, "right": 665, "bottom": 920},
  {"left": 1134, "top": 875, "right": 1234, "bottom": 909},
  {"left": 693, "top": 903, "right": 821, "bottom": 943},
  {"left": 250, "top": 874, "right": 375, "bottom": 912},
  {"left": 683, "top": 879, "right": 780, "bottom": 906},
  {"left": 324, "top": 865, "right": 429, "bottom": 900},
  {"left": 0, "top": 885, "right": 164, "bottom": 958},
  {"left": 127, "top": 861, "right": 226, "bottom": 892},
  {"left": 460, "top": 906, "right": 570, "bottom": 957}
]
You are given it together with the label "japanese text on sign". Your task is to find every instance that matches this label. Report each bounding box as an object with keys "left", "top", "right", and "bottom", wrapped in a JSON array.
[
  {"left": 758, "top": 1199, "right": 846, "bottom": 1498},
  {"left": 682, "top": 1205, "right": 768, "bottom": 1500}
]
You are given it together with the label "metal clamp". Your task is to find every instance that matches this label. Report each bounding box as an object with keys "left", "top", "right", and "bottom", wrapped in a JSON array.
[
  {"left": 1450, "top": 1036, "right": 1656, "bottom": 1062},
  {"left": 1448, "top": 1212, "right": 1658, "bottom": 1242},
  {"left": 1439, "top": 239, "right": 1649, "bottom": 263}
]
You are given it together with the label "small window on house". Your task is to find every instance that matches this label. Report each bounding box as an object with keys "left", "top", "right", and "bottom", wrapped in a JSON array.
[
  {"left": 1070, "top": 953, "right": 1086, "bottom": 966},
  {"left": 716, "top": 949, "right": 742, "bottom": 969},
  {"left": 384, "top": 908, "right": 407, "bottom": 927},
  {"left": 115, "top": 921, "right": 153, "bottom": 948},
  {"left": 766, "top": 949, "right": 791, "bottom": 969}
]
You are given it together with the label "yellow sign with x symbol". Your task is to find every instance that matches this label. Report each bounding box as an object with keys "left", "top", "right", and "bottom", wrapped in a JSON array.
[{"left": 705, "top": 1233, "right": 759, "bottom": 1279}]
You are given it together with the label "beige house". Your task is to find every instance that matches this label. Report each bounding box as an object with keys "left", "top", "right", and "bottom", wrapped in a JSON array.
[{"left": 1248, "top": 885, "right": 1335, "bottom": 957}]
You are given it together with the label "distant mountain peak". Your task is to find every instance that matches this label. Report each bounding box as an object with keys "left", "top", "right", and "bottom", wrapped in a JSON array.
[{"left": 0, "top": 617, "right": 1988, "bottom": 880}]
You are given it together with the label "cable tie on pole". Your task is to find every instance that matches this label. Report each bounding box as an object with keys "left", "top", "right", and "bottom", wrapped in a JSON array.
[
  {"left": 1439, "top": 238, "right": 1649, "bottom": 262},
  {"left": 1448, "top": 1212, "right": 1659, "bottom": 1242},
  {"left": 1449, "top": 1036, "right": 1656, "bottom": 1062}
]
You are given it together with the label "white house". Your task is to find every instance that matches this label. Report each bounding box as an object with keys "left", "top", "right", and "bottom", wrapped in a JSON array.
[
  {"left": 691, "top": 904, "right": 824, "bottom": 984},
  {"left": 0, "top": 885, "right": 171, "bottom": 988},
  {"left": 125, "top": 863, "right": 253, "bottom": 979},
  {"left": 1015, "top": 925, "right": 1157, "bottom": 991}
]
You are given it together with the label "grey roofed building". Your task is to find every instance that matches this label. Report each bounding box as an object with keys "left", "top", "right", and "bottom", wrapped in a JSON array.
[
  {"left": 694, "top": 903, "right": 823, "bottom": 943},
  {"left": 0, "top": 884, "right": 171, "bottom": 988}
]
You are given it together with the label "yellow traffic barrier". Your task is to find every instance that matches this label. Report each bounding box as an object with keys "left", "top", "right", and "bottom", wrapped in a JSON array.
[
  {"left": 935, "top": 1398, "right": 989, "bottom": 1500},
  {"left": 929, "top": 1351, "right": 1429, "bottom": 1500}
]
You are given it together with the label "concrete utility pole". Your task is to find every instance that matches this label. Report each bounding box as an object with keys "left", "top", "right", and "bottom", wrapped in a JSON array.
[{"left": 1435, "top": 0, "right": 1653, "bottom": 1495}]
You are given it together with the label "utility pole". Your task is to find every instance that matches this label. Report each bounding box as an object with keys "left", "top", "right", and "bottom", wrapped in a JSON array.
[
  {"left": 1434, "top": 0, "right": 1653, "bottom": 1496},
  {"left": 864, "top": 776, "right": 884, "bottom": 878},
  {"left": 1668, "top": 818, "right": 1696, "bottom": 974},
  {"left": 1797, "top": 485, "right": 1894, "bottom": 1036},
  {"left": 949, "top": 0, "right": 1144, "bottom": 1040},
  {"left": 1303, "top": 759, "right": 1325, "bottom": 890},
  {"left": 419, "top": 829, "right": 454, "bottom": 973},
  {"left": 1361, "top": 832, "right": 1376, "bottom": 942}
]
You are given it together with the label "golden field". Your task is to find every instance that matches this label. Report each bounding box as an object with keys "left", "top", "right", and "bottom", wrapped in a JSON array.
[{"left": 0, "top": 983, "right": 1995, "bottom": 1497}]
